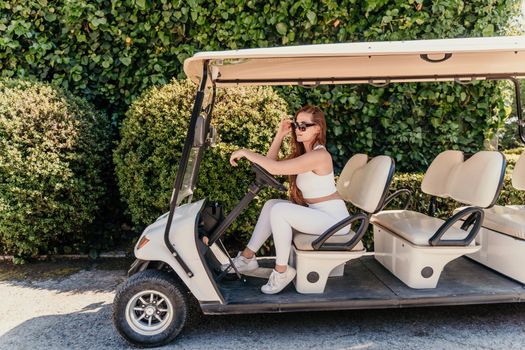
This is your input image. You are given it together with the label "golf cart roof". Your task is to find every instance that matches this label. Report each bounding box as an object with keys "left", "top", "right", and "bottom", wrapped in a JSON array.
[{"left": 184, "top": 36, "right": 525, "bottom": 86}]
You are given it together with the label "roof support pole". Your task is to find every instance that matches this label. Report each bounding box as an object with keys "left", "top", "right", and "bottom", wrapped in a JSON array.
[
  {"left": 162, "top": 61, "right": 209, "bottom": 278},
  {"left": 509, "top": 78, "right": 524, "bottom": 144}
]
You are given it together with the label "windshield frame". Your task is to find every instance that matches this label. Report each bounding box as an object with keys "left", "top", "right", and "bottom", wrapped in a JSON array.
[{"left": 163, "top": 61, "right": 213, "bottom": 272}]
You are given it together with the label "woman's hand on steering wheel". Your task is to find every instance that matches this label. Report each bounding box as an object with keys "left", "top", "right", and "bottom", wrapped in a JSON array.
[{"left": 229, "top": 149, "right": 286, "bottom": 191}]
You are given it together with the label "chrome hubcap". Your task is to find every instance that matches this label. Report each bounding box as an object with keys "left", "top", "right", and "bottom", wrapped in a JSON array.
[{"left": 125, "top": 290, "right": 174, "bottom": 336}]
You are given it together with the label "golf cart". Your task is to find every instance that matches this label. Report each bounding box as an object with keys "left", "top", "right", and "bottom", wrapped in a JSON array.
[{"left": 112, "top": 36, "right": 525, "bottom": 347}]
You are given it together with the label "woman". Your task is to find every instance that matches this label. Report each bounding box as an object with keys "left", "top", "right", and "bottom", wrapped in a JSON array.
[{"left": 228, "top": 105, "right": 350, "bottom": 294}]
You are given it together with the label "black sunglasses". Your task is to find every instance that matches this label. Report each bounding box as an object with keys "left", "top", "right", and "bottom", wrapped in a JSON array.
[{"left": 292, "top": 121, "right": 316, "bottom": 132}]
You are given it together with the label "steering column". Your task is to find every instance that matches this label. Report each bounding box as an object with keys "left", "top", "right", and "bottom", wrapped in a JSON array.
[{"left": 207, "top": 162, "right": 285, "bottom": 246}]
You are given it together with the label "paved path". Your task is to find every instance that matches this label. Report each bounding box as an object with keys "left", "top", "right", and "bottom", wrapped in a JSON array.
[{"left": 1, "top": 264, "right": 525, "bottom": 349}]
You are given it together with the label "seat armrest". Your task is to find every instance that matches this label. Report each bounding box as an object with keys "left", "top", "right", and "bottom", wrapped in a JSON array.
[
  {"left": 312, "top": 212, "right": 369, "bottom": 251},
  {"left": 380, "top": 189, "right": 412, "bottom": 211},
  {"left": 429, "top": 206, "right": 484, "bottom": 246}
]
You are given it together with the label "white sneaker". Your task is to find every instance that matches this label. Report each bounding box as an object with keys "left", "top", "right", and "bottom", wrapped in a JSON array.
[
  {"left": 221, "top": 252, "right": 259, "bottom": 273},
  {"left": 261, "top": 266, "right": 297, "bottom": 294}
]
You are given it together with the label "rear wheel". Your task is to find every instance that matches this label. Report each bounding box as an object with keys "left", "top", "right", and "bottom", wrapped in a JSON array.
[{"left": 112, "top": 269, "right": 188, "bottom": 348}]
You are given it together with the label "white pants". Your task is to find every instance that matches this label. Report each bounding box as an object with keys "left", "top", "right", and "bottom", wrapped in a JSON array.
[{"left": 247, "top": 199, "right": 350, "bottom": 266}]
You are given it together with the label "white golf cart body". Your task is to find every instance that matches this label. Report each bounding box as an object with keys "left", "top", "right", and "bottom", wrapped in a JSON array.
[{"left": 115, "top": 36, "right": 525, "bottom": 347}]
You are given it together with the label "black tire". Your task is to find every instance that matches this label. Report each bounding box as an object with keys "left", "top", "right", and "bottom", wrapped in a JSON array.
[{"left": 112, "top": 269, "right": 188, "bottom": 348}]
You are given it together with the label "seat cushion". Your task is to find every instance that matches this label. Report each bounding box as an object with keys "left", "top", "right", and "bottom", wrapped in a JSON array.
[
  {"left": 292, "top": 231, "right": 363, "bottom": 251},
  {"left": 458, "top": 205, "right": 525, "bottom": 240},
  {"left": 337, "top": 154, "right": 394, "bottom": 214},
  {"left": 421, "top": 150, "right": 505, "bottom": 208},
  {"left": 371, "top": 210, "right": 472, "bottom": 246}
]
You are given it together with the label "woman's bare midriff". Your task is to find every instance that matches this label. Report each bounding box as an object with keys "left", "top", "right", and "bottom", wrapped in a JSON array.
[{"left": 304, "top": 191, "right": 342, "bottom": 204}]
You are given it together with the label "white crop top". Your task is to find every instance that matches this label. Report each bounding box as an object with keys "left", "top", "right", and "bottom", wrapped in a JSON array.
[{"left": 296, "top": 145, "right": 337, "bottom": 199}]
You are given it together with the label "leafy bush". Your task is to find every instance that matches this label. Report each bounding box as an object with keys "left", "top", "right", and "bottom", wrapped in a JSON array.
[
  {"left": 498, "top": 80, "right": 525, "bottom": 150},
  {"left": 114, "top": 79, "right": 289, "bottom": 244},
  {"left": 0, "top": 79, "right": 111, "bottom": 259},
  {"left": 2, "top": 1, "right": 522, "bottom": 170},
  {"left": 281, "top": 79, "right": 514, "bottom": 172}
]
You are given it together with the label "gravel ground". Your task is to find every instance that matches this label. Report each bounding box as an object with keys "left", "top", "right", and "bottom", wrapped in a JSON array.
[{"left": 1, "top": 260, "right": 525, "bottom": 350}]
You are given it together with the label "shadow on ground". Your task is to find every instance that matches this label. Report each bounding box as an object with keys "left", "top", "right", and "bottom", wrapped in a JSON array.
[
  {"left": 0, "top": 258, "right": 132, "bottom": 294},
  {"left": 2, "top": 302, "right": 525, "bottom": 350}
]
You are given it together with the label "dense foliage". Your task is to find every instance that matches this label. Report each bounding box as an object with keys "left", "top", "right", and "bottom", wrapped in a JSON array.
[
  {"left": 2, "top": 0, "right": 524, "bottom": 257},
  {"left": 0, "top": 79, "right": 111, "bottom": 260},
  {"left": 2, "top": 0, "right": 522, "bottom": 170},
  {"left": 281, "top": 81, "right": 511, "bottom": 172}
]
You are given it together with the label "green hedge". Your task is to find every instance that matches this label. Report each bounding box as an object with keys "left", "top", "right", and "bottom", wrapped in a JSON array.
[
  {"left": 281, "top": 80, "right": 515, "bottom": 171},
  {"left": 114, "top": 79, "right": 289, "bottom": 245},
  {"left": 0, "top": 79, "right": 111, "bottom": 260},
  {"left": 2, "top": 1, "right": 524, "bottom": 256},
  {"left": 2, "top": 0, "right": 522, "bottom": 170}
]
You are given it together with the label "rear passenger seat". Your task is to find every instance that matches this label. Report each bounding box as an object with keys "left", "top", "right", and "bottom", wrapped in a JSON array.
[
  {"left": 459, "top": 150, "right": 525, "bottom": 283},
  {"left": 371, "top": 150, "right": 506, "bottom": 289}
]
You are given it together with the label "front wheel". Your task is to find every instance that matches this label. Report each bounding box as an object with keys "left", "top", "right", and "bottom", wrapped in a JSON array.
[{"left": 112, "top": 269, "right": 188, "bottom": 348}]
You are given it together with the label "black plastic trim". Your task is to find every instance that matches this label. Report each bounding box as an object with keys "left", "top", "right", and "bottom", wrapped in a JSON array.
[
  {"left": 420, "top": 53, "right": 452, "bottom": 63},
  {"left": 428, "top": 196, "right": 438, "bottom": 217},
  {"left": 380, "top": 189, "right": 412, "bottom": 211},
  {"left": 127, "top": 259, "right": 148, "bottom": 277},
  {"left": 368, "top": 78, "right": 391, "bottom": 87},
  {"left": 486, "top": 152, "right": 507, "bottom": 209},
  {"left": 190, "top": 84, "right": 217, "bottom": 192},
  {"left": 214, "top": 73, "right": 525, "bottom": 86},
  {"left": 208, "top": 183, "right": 263, "bottom": 246},
  {"left": 208, "top": 162, "right": 285, "bottom": 246},
  {"left": 251, "top": 163, "right": 287, "bottom": 191},
  {"left": 311, "top": 212, "right": 369, "bottom": 251},
  {"left": 194, "top": 199, "right": 226, "bottom": 305},
  {"left": 199, "top": 293, "right": 523, "bottom": 315},
  {"left": 429, "top": 206, "right": 484, "bottom": 246}
]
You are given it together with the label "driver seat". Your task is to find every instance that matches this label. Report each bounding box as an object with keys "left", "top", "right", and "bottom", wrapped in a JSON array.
[{"left": 290, "top": 154, "right": 395, "bottom": 294}]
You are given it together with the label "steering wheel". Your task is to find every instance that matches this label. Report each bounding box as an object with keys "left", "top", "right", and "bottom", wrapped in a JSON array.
[{"left": 251, "top": 162, "right": 287, "bottom": 192}]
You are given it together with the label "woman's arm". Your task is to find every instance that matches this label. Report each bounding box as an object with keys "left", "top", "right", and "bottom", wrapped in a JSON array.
[
  {"left": 266, "top": 133, "right": 285, "bottom": 160},
  {"left": 266, "top": 118, "right": 292, "bottom": 160},
  {"left": 230, "top": 148, "right": 331, "bottom": 175}
]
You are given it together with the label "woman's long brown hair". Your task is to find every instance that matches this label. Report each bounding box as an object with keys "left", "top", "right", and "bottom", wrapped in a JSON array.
[{"left": 287, "top": 105, "right": 327, "bottom": 206}]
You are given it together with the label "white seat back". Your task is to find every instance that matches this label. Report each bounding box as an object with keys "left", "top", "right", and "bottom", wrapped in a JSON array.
[
  {"left": 512, "top": 150, "right": 525, "bottom": 190},
  {"left": 421, "top": 150, "right": 505, "bottom": 208},
  {"left": 337, "top": 154, "right": 394, "bottom": 214}
]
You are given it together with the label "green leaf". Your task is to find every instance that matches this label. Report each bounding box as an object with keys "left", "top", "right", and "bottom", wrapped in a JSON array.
[
  {"left": 306, "top": 11, "right": 317, "bottom": 25},
  {"left": 136, "top": 0, "right": 146, "bottom": 9},
  {"left": 482, "top": 24, "right": 494, "bottom": 37},
  {"left": 119, "top": 57, "right": 132, "bottom": 66},
  {"left": 276, "top": 22, "right": 288, "bottom": 35},
  {"left": 367, "top": 94, "right": 379, "bottom": 103},
  {"left": 101, "top": 57, "right": 113, "bottom": 68},
  {"left": 44, "top": 12, "right": 57, "bottom": 22}
]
